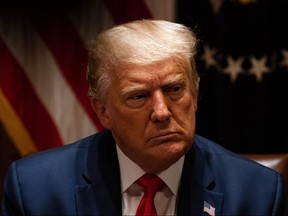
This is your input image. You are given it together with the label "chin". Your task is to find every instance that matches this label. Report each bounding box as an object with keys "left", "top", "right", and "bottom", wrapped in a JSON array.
[
  {"left": 157, "top": 142, "right": 188, "bottom": 161},
  {"left": 141, "top": 142, "right": 192, "bottom": 173}
]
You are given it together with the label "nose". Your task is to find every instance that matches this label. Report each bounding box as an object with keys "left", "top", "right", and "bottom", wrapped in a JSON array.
[{"left": 151, "top": 91, "right": 171, "bottom": 122}]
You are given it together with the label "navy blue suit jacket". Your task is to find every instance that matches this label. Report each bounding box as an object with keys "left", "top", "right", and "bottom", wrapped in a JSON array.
[{"left": 2, "top": 130, "right": 285, "bottom": 215}]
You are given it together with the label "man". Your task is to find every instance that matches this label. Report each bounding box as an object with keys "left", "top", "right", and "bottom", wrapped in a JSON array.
[{"left": 2, "top": 19, "right": 284, "bottom": 215}]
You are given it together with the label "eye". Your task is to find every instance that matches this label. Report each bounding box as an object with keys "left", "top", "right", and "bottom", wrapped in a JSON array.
[
  {"left": 132, "top": 94, "right": 146, "bottom": 100},
  {"left": 126, "top": 92, "right": 148, "bottom": 108},
  {"left": 170, "top": 85, "right": 182, "bottom": 93},
  {"left": 165, "top": 84, "right": 185, "bottom": 100}
]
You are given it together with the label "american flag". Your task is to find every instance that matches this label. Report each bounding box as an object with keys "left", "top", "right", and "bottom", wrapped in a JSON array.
[
  {"left": 203, "top": 201, "right": 216, "bottom": 216},
  {"left": 0, "top": 0, "right": 175, "bottom": 205}
]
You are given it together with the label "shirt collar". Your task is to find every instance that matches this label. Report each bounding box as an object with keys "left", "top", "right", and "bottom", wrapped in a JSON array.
[{"left": 116, "top": 144, "right": 184, "bottom": 195}]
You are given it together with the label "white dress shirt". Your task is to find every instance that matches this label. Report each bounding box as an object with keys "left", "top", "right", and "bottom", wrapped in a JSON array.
[{"left": 116, "top": 145, "right": 184, "bottom": 216}]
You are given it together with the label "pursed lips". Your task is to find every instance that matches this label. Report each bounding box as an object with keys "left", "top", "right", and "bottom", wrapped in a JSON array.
[{"left": 147, "top": 131, "right": 181, "bottom": 143}]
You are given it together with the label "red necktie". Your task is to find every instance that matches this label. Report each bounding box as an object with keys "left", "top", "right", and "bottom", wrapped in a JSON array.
[{"left": 135, "top": 173, "right": 165, "bottom": 216}]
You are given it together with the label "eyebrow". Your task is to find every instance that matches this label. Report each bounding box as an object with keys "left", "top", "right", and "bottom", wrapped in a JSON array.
[
  {"left": 120, "top": 84, "right": 147, "bottom": 96},
  {"left": 120, "top": 73, "right": 186, "bottom": 95},
  {"left": 161, "top": 73, "right": 186, "bottom": 86}
]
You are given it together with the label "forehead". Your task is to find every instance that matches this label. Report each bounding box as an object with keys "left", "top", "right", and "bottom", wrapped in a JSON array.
[{"left": 114, "top": 58, "right": 189, "bottom": 85}]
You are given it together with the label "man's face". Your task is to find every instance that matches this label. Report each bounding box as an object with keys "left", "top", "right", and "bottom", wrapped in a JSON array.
[{"left": 94, "top": 58, "right": 197, "bottom": 173}]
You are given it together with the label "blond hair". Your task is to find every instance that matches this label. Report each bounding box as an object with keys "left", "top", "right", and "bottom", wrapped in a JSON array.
[{"left": 87, "top": 19, "right": 199, "bottom": 101}]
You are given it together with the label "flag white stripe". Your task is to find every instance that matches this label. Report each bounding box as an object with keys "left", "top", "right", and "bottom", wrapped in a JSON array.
[
  {"left": 70, "top": 0, "right": 176, "bottom": 45},
  {"left": 0, "top": 16, "right": 97, "bottom": 144},
  {"left": 69, "top": 0, "right": 115, "bottom": 44}
]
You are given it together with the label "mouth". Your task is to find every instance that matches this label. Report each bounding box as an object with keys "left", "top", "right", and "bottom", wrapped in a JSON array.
[{"left": 148, "top": 131, "right": 181, "bottom": 144}]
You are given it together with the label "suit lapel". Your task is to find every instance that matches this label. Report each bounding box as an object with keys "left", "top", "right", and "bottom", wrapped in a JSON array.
[
  {"left": 177, "top": 145, "right": 223, "bottom": 216},
  {"left": 75, "top": 180, "right": 121, "bottom": 215},
  {"left": 75, "top": 131, "right": 122, "bottom": 215}
]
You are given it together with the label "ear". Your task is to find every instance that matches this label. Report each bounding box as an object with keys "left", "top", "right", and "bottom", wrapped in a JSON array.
[
  {"left": 192, "top": 87, "right": 198, "bottom": 112},
  {"left": 91, "top": 98, "right": 112, "bottom": 129},
  {"left": 194, "top": 97, "right": 198, "bottom": 111}
]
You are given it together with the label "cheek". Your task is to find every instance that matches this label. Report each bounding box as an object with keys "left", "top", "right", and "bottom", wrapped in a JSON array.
[
  {"left": 179, "top": 95, "right": 196, "bottom": 116},
  {"left": 173, "top": 96, "right": 197, "bottom": 130},
  {"left": 109, "top": 107, "right": 148, "bottom": 137}
]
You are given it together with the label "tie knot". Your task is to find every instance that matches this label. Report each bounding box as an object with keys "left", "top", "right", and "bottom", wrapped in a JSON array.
[{"left": 136, "top": 174, "right": 165, "bottom": 198}]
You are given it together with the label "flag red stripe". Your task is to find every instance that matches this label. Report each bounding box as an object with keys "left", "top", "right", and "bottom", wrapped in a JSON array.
[
  {"left": 30, "top": 16, "right": 104, "bottom": 131},
  {"left": 0, "top": 38, "right": 63, "bottom": 150},
  {"left": 102, "top": 0, "right": 153, "bottom": 24}
]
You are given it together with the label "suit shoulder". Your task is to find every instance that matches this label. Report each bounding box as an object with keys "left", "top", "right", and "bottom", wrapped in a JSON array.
[
  {"left": 193, "top": 134, "right": 280, "bottom": 176},
  {"left": 192, "top": 135, "right": 285, "bottom": 215},
  {"left": 17, "top": 134, "right": 94, "bottom": 164},
  {"left": 11, "top": 130, "right": 111, "bottom": 171}
]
